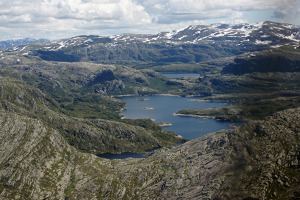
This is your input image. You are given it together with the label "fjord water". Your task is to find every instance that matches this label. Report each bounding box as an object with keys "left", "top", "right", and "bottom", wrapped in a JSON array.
[{"left": 121, "top": 95, "right": 234, "bottom": 140}]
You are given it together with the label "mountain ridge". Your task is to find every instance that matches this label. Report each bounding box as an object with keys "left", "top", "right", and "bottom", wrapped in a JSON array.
[
  {"left": 8, "top": 21, "right": 296, "bottom": 67},
  {"left": 43, "top": 21, "right": 300, "bottom": 48}
]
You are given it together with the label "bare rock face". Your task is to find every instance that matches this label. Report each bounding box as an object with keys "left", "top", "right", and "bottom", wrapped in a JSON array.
[
  {"left": 0, "top": 112, "right": 74, "bottom": 199},
  {"left": 214, "top": 107, "right": 300, "bottom": 200}
]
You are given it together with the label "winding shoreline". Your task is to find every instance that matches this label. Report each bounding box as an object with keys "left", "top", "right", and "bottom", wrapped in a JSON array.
[{"left": 173, "top": 113, "right": 215, "bottom": 119}]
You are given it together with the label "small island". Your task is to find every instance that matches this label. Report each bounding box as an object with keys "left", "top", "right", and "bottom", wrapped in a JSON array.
[
  {"left": 144, "top": 107, "right": 154, "bottom": 110},
  {"left": 137, "top": 97, "right": 150, "bottom": 101},
  {"left": 158, "top": 122, "right": 172, "bottom": 127}
]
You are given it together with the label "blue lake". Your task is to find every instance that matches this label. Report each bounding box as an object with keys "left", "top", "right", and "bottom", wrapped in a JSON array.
[{"left": 120, "top": 95, "right": 235, "bottom": 140}]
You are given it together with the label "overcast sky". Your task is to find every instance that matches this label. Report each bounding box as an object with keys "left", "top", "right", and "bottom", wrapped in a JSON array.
[{"left": 0, "top": 0, "right": 299, "bottom": 41}]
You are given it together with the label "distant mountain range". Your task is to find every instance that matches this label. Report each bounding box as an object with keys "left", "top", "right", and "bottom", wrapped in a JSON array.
[
  {"left": 109, "top": 21, "right": 300, "bottom": 45},
  {"left": 4, "top": 21, "right": 297, "bottom": 67},
  {"left": 0, "top": 38, "right": 49, "bottom": 50},
  {"left": 41, "top": 21, "right": 300, "bottom": 47}
]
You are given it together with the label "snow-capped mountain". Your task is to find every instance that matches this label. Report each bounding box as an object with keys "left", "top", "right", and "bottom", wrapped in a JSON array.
[
  {"left": 154, "top": 21, "right": 300, "bottom": 44},
  {"left": 3, "top": 21, "right": 299, "bottom": 66},
  {"left": 101, "top": 21, "right": 300, "bottom": 45},
  {"left": 28, "top": 21, "right": 300, "bottom": 52}
]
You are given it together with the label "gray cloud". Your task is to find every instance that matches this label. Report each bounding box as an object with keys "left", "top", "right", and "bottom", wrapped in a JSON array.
[
  {"left": 273, "top": 11, "right": 286, "bottom": 19},
  {"left": 272, "top": 0, "right": 299, "bottom": 20},
  {"left": 139, "top": 0, "right": 261, "bottom": 25}
]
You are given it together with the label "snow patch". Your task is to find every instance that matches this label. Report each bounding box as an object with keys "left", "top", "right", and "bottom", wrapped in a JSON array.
[
  {"left": 271, "top": 45, "right": 283, "bottom": 49},
  {"left": 282, "top": 24, "right": 294, "bottom": 29},
  {"left": 275, "top": 33, "right": 299, "bottom": 41},
  {"left": 177, "top": 35, "right": 188, "bottom": 40},
  {"left": 165, "top": 27, "right": 186, "bottom": 39},
  {"left": 261, "top": 35, "right": 270, "bottom": 38},
  {"left": 84, "top": 38, "right": 94, "bottom": 43},
  {"left": 20, "top": 46, "right": 28, "bottom": 51},
  {"left": 56, "top": 41, "right": 66, "bottom": 50},
  {"left": 255, "top": 40, "right": 272, "bottom": 45},
  {"left": 254, "top": 22, "right": 264, "bottom": 28},
  {"left": 240, "top": 25, "right": 259, "bottom": 37}
]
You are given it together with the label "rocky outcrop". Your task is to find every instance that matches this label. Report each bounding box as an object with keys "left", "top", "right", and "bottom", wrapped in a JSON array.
[
  {"left": 0, "top": 55, "right": 166, "bottom": 97},
  {"left": 214, "top": 107, "right": 300, "bottom": 199},
  {"left": 0, "top": 112, "right": 75, "bottom": 199}
]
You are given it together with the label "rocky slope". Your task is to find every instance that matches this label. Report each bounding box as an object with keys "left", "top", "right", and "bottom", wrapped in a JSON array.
[
  {"left": 222, "top": 46, "right": 300, "bottom": 75},
  {"left": 1, "top": 102, "right": 300, "bottom": 199},
  {"left": 215, "top": 107, "right": 300, "bottom": 199},
  {"left": 0, "top": 54, "right": 172, "bottom": 97},
  {"left": 0, "top": 77, "right": 182, "bottom": 154}
]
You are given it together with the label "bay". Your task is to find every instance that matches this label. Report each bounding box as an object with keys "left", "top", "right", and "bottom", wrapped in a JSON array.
[{"left": 120, "top": 95, "right": 235, "bottom": 140}]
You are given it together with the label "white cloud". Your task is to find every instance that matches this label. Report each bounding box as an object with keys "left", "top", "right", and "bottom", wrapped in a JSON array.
[
  {"left": 0, "top": 1, "right": 151, "bottom": 24},
  {"left": 0, "top": 0, "right": 299, "bottom": 40}
]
